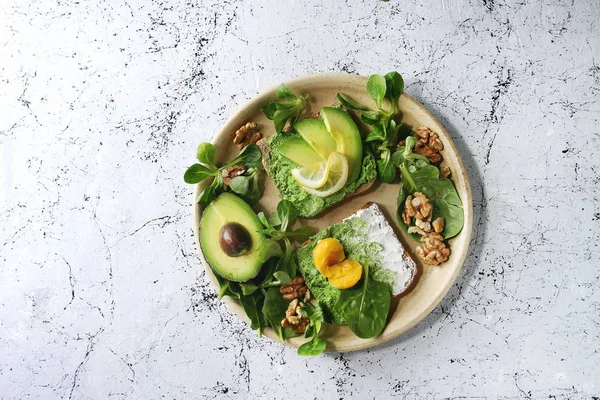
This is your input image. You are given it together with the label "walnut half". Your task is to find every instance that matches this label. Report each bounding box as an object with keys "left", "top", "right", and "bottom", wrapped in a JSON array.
[
  {"left": 280, "top": 276, "right": 309, "bottom": 301},
  {"left": 233, "top": 122, "right": 262, "bottom": 149},
  {"left": 414, "top": 127, "right": 444, "bottom": 164},
  {"left": 415, "top": 232, "right": 450, "bottom": 265},
  {"left": 221, "top": 165, "right": 246, "bottom": 186},
  {"left": 280, "top": 298, "right": 309, "bottom": 333},
  {"left": 401, "top": 192, "right": 432, "bottom": 225}
]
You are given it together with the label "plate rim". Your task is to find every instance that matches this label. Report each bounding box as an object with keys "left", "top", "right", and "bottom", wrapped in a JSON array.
[{"left": 192, "top": 72, "right": 473, "bottom": 352}]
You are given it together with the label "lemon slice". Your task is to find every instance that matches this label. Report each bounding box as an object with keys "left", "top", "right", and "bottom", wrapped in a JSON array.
[
  {"left": 291, "top": 160, "right": 329, "bottom": 189},
  {"left": 301, "top": 152, "right": 348, "bottom": 198}
]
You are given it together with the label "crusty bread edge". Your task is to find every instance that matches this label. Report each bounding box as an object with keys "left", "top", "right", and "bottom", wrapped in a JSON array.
[{"left": 296, "top": 201, "right": 418, "bottom": 299}]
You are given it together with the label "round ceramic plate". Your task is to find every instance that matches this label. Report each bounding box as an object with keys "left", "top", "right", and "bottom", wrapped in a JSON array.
[{"left": 192, "top": 73, "right": 472, "bottom": 352}]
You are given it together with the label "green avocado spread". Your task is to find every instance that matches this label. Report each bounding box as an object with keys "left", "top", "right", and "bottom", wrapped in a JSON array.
[
  {"left": 264, "top": 131, "right": 376, "bottom": 218},
  {"left": 296, "top": 217, "right": 396, "bottom": 324}
]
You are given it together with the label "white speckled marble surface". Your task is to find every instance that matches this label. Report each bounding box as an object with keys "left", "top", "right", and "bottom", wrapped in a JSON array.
[{"left": 1, "top": 0, "right": 599, "bottom": 398}]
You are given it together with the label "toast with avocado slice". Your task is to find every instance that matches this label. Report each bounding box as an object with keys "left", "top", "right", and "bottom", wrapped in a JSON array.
[
  {"left": 295, "top": 202, "right": 417, "bottom": 324},
  {"left": 260, "top": 109, "right": 376, "bottom": 218}
]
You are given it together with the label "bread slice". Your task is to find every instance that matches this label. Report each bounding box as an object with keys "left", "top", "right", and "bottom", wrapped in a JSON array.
[
  {"left": 342, "top": 202, "right": 417, "bottom": 296},
  {"left": 295, "top": 202, "right": 417, "bottom": 324},
  {"left": 258, "top": 131, "right": 377, "bottom": 218}
]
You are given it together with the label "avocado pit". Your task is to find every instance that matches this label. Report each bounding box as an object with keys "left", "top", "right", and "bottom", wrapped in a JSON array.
[{"left": 219, "top": 222, "right": 252, "bottom": 257}]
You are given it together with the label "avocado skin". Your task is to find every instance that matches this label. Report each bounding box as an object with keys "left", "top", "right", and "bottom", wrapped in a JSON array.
[
  {"left": 199, "top": 193, "right": 265, "bottom": 282},
  {"left": 264, "top": 131, "right": 376, "bottom": 218}
]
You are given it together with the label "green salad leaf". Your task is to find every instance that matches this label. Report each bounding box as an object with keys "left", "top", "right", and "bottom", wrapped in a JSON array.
[
  {"left": 184, "top": 143, "right": 263, "bottom": 206},
  {"left": 298, "top": 336, "right": 327, "bottom": 356},
  {"left": 384, "top": 71, "right": 404, "bottom": 105},
  {"left": 262, "top": 287, "right": 300, "bottom": 341},
  {"left": 257, "top": 200, "right": 316, "bottom": 280},
  {"left": 239, "top": 282, "right": 259, "bottom": 296},
  {"left": 224, "top": 143, "right": 262, "bottom": 169},
  {"left": 367, "top": 74, "right": 387, "bottom": 109},
  {"left": 183, "top": 163, "right": 216, "bottom": 184},
  {"left": 335, "top": 262, "right": 391, "bottom": 339},
  {"left": 261, "top": 84, "right": 308, "bottom": 133},
  {"left": 337, "top": 93, "right": 370, "bottom": 111},
  {"left": 394, "top": 136, "right": 464, "bottom": 240},
  {"left": 337, "top": 71, "right": 405, "bottom": 183},
  {"left": 238, "top": 290, "right": 266, "bottom": 336},
  {"left": 229, "top": 167, "right": 261, "bottom": 205},
  {"left": 297, "top": 302, "right": 329, "bottom": 356},
  {"left": 196, "top": 142, "right": 217, "bottom": 168},
  {"left": 214, "top": 277, "right": 266, "bottom": 337}
]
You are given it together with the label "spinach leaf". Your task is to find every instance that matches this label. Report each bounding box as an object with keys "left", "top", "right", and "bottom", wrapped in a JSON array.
[
  {"left": 262, "top": 287, "right": 300, "bottom": 340},
  {"left": 336, "top": 263, "right": 391, "bottom": 339},
  {"left": 367, "top": 74, "right": 387, "bottom": 109},
  {"left": 215, "top": 274, "right": 237, "bottom": 299},
  {"left": 409, "top": 177, "right": 464, "bottom": 239},
  {"left": 238, "top": 291, "right": 265, "bottom": 336},
  {"left": 239, "top": 282, "right": 259, "bottom": 296},
  {"left": 395, "top": 137, "right": 464, "bottom": 240},
  {"left": 298, "top": 336, "right": 326, "bottom": 356},
  {"left": 261, "top": 84, "right": 307, "bottom": 133}
]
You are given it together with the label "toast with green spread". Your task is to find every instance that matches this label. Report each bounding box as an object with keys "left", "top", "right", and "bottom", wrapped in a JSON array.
[
  {"left": 260, "top": 131, "right": 376, "bottom": 218},
  {"left": 296, "top": 202, "right": 417, "bottom": 324}
]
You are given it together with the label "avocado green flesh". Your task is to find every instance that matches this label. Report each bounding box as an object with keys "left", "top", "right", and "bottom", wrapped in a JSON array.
[
  {"left": 277, "top": 135, "right": 324, "bottom": 168},
  {"left": 293, "top": 118, "right": 337, "bottom": 160},
  {"left": 265, "top": 131, "right": 377, "bottom": 218},
  {"left": 321, "top": 107, "right": 363, "bottom": 184},
  {"left": 199, "top": 193, "right": 264, "bottom": 282},
  {"left": 296, "top": 217, "right": 395, "bottom": 325}
]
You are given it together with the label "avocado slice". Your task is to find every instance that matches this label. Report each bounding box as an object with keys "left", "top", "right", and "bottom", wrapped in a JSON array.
[
  {"left": 321, "top": 107, "right": 363, "bottom": 183},
  {"left": 277, "top": 135, "right": 324, "bottom": 167},
  {"left": 293, "top": 118, "right": 338, "bottom": 160},
  {"left": 200, "top": 193, "right": 265, "bottom": 282}
]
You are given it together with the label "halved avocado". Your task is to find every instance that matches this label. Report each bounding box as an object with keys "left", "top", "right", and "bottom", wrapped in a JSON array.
[
  {"left": 321, "top": 107, "right": 363, "bottom": 183},
  {"left": 200, "top": 193, "right": 265, "bottom": 282},
  {"left": 293, "top": 118, "right": 338, "bottom": 160},
  {"left": 277, "top": 135, "right": 324, "bottom": 167}
]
